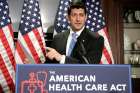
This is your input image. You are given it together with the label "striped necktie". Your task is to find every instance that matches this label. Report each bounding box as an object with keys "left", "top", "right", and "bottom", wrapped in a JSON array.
[{"left": 67, "top": 33, "right": 77, "bottom": 56}]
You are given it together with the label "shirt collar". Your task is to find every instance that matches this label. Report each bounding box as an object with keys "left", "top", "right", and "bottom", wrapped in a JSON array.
[{"left": 69, "top": 26, "right": 85, "bottom": 38}]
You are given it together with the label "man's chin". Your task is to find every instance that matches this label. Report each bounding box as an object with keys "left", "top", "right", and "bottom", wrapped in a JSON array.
[
  {"left": 72, "top": 26, "right": 83, "bottom": 31},
  {"left": 75, "top": 27, "right": 83, "bottom": 30}
]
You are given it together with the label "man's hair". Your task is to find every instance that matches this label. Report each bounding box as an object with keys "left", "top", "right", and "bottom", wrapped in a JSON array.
[{"left": 68, "top": 2, "right": 87, "bottom": 15}]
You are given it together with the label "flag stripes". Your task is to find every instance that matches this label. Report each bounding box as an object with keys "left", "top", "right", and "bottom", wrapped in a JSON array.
[
  {"left": 15, "top": 28, "right": 46, "bottom": 64},
  {"left": 0, "top": 55, "right": 15, "bottom": 92},
  {"left": 15, "top": 0, "right": 46, "bottom": 64},
  {"left": 24, "top": 32, "right": 42, "bottom": 64},
  {"left": 33, "top": 28, "right": 46, "bottom": 58},
  {"left": 0, "top": 0, "right": 16, "bottom": 92},
  {"left": 98, "top": 27, "right": 114, "bottom": 64},
  {"left": 15, "top": 41, "right": 27, "bottom": 64},
  {"left": 0, "top": 25, "right": 16, "bottom": 70},
  {"left": 0, "top": 69, "right": 10, "bottom": 92},
  {"left": 0, "top": 26, "right": 15, "bottom": 93}
]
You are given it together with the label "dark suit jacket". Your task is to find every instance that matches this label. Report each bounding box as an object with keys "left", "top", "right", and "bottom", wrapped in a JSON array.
[{"left": 46, "top": 28, "right": 104, "bottom": 64}]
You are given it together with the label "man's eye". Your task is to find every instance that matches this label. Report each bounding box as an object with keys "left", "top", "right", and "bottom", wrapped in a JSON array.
[
  {"left": 79, "top": 14, "right": 84, "bottom": 17},
  {"left": 71, "top": 14, "right": 77, "bottom": 16}
]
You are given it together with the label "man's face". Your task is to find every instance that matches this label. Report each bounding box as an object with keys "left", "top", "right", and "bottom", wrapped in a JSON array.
[{"left": 68, "top": 8, "right": 87, "bottom": 31}]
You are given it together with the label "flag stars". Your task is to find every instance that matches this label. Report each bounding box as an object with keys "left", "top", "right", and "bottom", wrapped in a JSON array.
[
  {"left": 67, "top": 26, "right": 70, "bottom": 29},
  {"left": 37, "top": 21, "right": 40, "bottom": 25},
  {"left": 2, "top": 16, "right": 6, "bottom": 20},
  {"left": 93, "top": 17, "right": 96, "bottom": 21},
  {"left": 35, "top": 3, "right": 38, "bottom": 6},
  {"left": 92, "top": 0, "right": 95, "bottom": 2},
  {"left": 32, "top": 18, "right": 36, "bottom": 22},
  {"left": 0, "top": 2, "right": 3, "bottom": 6},
  {"left": 20, "top": 20, "right": 23, "bottom": 24},
  {"left": 60, "top": 1, "right": 64, "bottom": 4},
  {"left": 33, "top": 13, "right": 37, "bottom": 17},
  {"left": 24, "top": 3, "right": 27, "bottom": 7},
  {"left": 92, "top": 22, "right": 96, "bottom": 26},
  {"left": 1, "top": 22, "right": 4, "bottom": 26},
  {"left": 94, "top": 12, "right": 98, "bottom": 16},
  {"left": 58, "top": 12, "right": 62, "bottom": 15},
  {"left": 34, "top": 8, "right": 38, "bottom": 12},
  {"left": 88, "top": 15, "right": 91, "bottom": 18},
  {"left": 87, "top": 20, "right": 90, "bottom": 24},
  {"left": 62, "top": 24, "right": 66, "bottom": 28},
  {"left": 26, "top": 16, "right": 30, "bottom": 20},
  {"left": 25, "top": 22, "right": 29, "bottom": 26},
  {"left": 86, "top": 2, "right": 90, "bottom": 6},
  {"left": 18, "top": 0, "right": 43, "bottom": 35},
  {"left": 5, "top": 5, "right": 8, "bottom": 9},
  {"left": 27, "top": 11, "right": 31, "bottom": 15},
  {"left": 7, "top": 19, "right": 10, "bottom": 23},
  {"left": 97, "top": 25, "right": 100, "bottom": 28},
  {"left": 89, "top": 10, "right": 93, "bottom": 13},
  {"left": 98, "top": 20, "right": 101, "bottom": 23},
  {"left": 21, "top": 15, "right": 24, "bottom": 18},
  {"left": 63, "top": 13, "right": 67, "bottom": 16},
  {"left": 29, "top": 0, "right": 34, "bottom": 4},
  {"left": 59, "top": 6, "right": 63, "bottom": 10},
  {"left": 96, "top": 2, "right": 99, "bottom": 5},
  {"left": 31, "top": 24, "right": 34, "bottom": 28},
  {"left": 90, "top": 4, "right": 94, "bottom": 8},
  {"left": 95, "top": 7, "right": 98, "bottom": 11},
  {"left": 38, "top": 16, "right": 40, "bottom": 19},
  {"left": 91, "top": 28, "right": 94, "bottom": 31},
  {"left": 100, "top": 9, "right": 102, "bottom": 12},
  {"left": 57, "top": 23, "right": 60, "bottom": 27},
  {"left": 24, "top": 28, "right": 28, "bottom": 31},
  {"left": 57, "top": 17, "right": 61, "bottom": 21},
  {"left": 63, "top": 19, "right": 66, "bottom": 22},
  {"left": 3, "top": 11, "right": 7, "bottom": 14},
  {"left": 28, "top": 5, "right": 33, "bottom": 9},
  {"left": 99, "top": 14, "right": 102, "bottom": 18},
  {"left": 64, "top": 7, "right": 67, "bottom": 11},
  {"left": 65, "top": 1, "right": 69, "bottom": 5},
  {"left": 86, "top": 25, "right": 89, "bottom": 29},
  {"left": 22, "top": 9, "right": 26, "bottom": 12}
]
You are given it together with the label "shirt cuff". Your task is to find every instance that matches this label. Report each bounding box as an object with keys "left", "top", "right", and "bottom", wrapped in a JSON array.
[{"left": 60, "top": 55, "right": 65, "bottom": 64}]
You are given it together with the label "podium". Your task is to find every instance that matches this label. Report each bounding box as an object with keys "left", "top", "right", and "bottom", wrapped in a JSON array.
[{"left": 16, "top": 64, "right": 132, "bottom": 93}]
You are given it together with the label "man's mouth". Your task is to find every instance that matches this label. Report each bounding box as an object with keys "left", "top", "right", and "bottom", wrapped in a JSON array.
[{"left": 75, "top": 23, "right": 81, "bottom": 25}]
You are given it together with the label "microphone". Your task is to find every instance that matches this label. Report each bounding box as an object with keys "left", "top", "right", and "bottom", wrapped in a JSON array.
[{"left": 79, "top": 41, "right": 89, "bottom": 64}]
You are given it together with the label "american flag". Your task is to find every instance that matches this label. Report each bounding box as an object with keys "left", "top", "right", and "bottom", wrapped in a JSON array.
[
  {"left": 54, "top": 0, "right": 114, "bottom": 64},
  {"left": 0, "top": 0, "right": 15, "bottom": 92},
  {"left": 15, "top": 0, "right": 46, "bottom": 64}
]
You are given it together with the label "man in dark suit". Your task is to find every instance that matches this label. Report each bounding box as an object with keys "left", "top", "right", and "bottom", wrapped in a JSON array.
[{"left": 46, "top": 2, "right": 104, "bottom": 64}]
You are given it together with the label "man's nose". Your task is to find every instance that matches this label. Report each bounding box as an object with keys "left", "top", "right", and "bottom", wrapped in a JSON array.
[{"left": 76, "top": 15, "right": 80, "bottom": 21}]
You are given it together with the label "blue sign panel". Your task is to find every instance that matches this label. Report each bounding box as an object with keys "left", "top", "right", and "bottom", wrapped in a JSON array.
[{"left": 16, "top": 64, "right": 132, "bottom": 93}]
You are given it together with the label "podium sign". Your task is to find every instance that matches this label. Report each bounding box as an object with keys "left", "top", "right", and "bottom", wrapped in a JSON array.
[{"left": 16, "top": 64, "right": 132, "bottom": 93}]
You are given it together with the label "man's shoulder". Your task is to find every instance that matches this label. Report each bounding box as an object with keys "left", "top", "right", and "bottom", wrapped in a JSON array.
[
  {"left": 54, "top": 30, "right": 69, "bottom": 38},
  {"left": 86, "top": 29, "right": 103, "bottom": 40}
]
